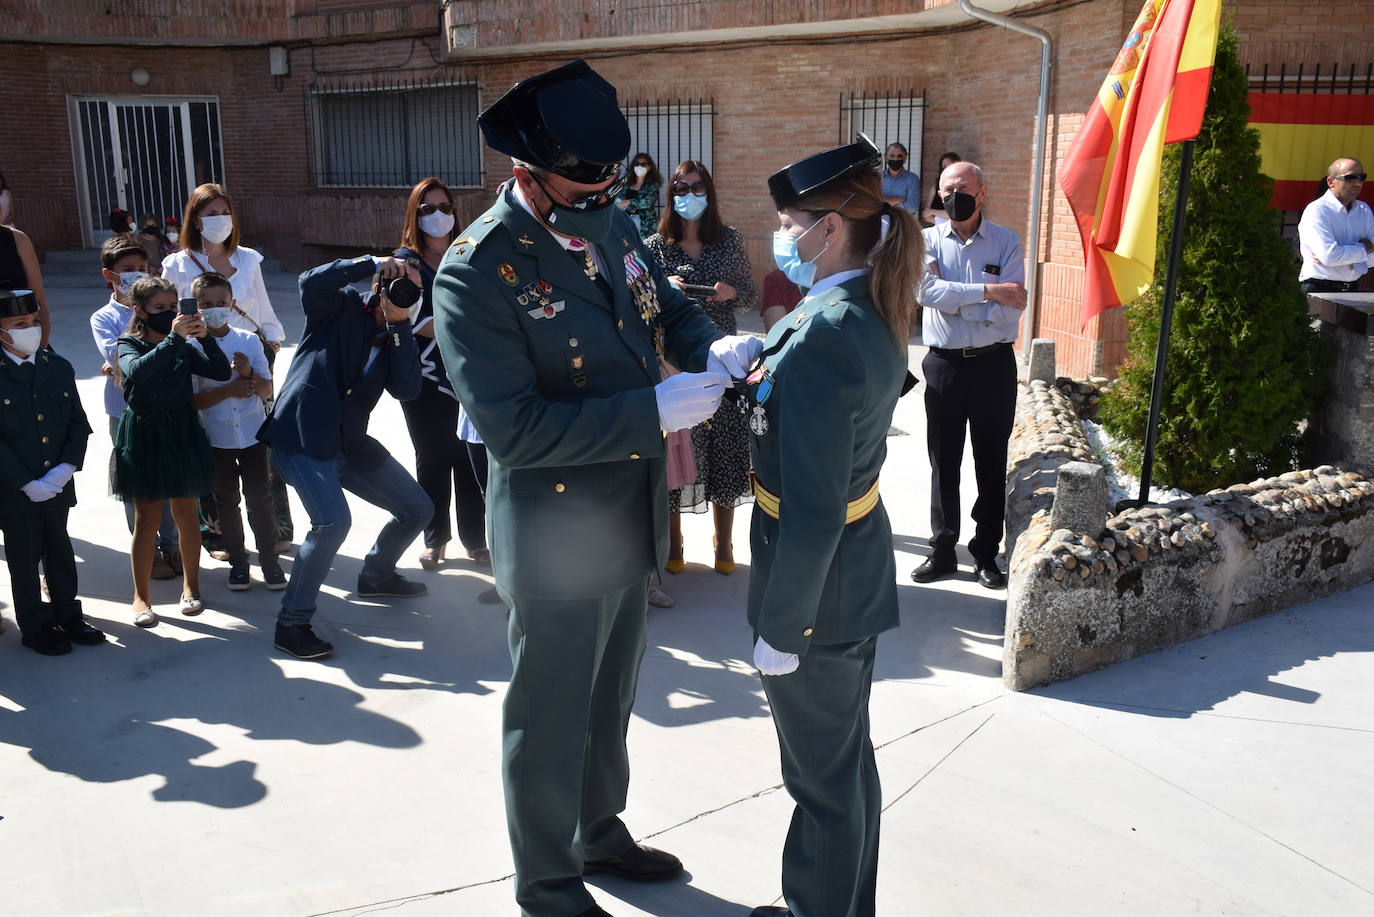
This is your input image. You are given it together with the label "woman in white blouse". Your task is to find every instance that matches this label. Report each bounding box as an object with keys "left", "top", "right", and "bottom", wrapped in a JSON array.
[
  {"left": 162, "top": 183, "right": 291, "bottom": 554},
  {"left": 162, "top": 183, "right": 285, "bottom": 353}
]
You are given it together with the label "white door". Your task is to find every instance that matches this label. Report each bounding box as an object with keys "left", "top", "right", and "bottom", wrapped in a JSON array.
[{"left": 70, "top": 96, "right": 226, "bottom": 247}]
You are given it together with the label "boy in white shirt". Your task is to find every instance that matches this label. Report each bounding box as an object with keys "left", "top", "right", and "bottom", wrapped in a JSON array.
[{"left": 188, "top": 272, "right": 284, "bottom": 591}]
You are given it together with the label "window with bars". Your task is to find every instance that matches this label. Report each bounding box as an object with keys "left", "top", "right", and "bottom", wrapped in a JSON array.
[
  {"left": 621, "top": 100, "right": 715, "bottom": 177},
  {"left": 838, "top": 90, "right": 925, "bottom": 173},
  {"left": 306, "top": 80, "right": 483, "bottom": 189}
]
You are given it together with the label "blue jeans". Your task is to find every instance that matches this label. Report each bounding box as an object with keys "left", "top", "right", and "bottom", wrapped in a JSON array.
[{"left": 271, "top": 449, "right": 432, "bottom": 625}]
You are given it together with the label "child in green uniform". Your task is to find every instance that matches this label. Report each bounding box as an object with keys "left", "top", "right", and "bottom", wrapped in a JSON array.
[
  {"left": 113, "top": 277, "right": 231, "bottom": 627},
  {"left": 0, "top": 290, "right": 101, "bottom": 655}
]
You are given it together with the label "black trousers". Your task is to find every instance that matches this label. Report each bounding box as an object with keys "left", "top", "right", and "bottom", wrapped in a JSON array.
[
  {"left": 0, "top": 508, "right": 81, "bottom": 636},
  {"left": 1299, "top": 278, "right": 1356, "bottom": 295},
  {"left": 401, "top": 383, "right": 486, "bottom": 552},
  {"left": 212, "top": 443, "right": 278, "bottom": 567},
  {"left": 922, "top": 344, "right": 1017, "bottom": 564}
]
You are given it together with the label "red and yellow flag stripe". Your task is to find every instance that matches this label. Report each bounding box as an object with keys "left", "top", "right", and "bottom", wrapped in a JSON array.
[{"left": 1247, "top": 93, "right": 1374, "bottom": 210}]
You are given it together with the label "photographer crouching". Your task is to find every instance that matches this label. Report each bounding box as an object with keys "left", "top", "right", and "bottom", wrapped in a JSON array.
[{"left": 259, "top": 255, "right": 432, "bottom": 659}]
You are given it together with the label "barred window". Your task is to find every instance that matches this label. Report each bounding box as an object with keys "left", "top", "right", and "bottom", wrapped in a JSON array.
[
  {"left": 622, "top": 100, "right": 715, "bottom": 176},
  {"left": 307, "top": 80, "right": 483, "bottom": 189},
  {"left": 838, "top": 90, "right": 925, "bottom": 171}
]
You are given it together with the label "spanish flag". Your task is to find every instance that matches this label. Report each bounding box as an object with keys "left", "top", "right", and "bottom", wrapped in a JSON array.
[
  {"left": 1247, "top": 92, "right": 1374, "bottom": 211},
  {"left": 1059, "top": 0, "right": 1223, "bottom": 325}
]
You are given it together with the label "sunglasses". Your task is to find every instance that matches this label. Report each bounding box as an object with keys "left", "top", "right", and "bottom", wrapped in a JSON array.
[
  {"left": 1335, "top": 172, "right": 1367, "bottom": 182},
  {"left": 672, "top": 180, "right": 708, "bottom": 196},
  {"left": 417, "top": 202, "right": 454, "bottom": 216},
  {"left": 535, "top": 169, "right": 628, "bottom": 212}
]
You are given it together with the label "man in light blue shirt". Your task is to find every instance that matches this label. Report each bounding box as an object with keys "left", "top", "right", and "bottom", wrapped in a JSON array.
[
  {"left": 913, "top": 161, "right": 1027, "bottom": 590},
  {"left": 881, "top": 142, "right": 921, "bottom": 214}
]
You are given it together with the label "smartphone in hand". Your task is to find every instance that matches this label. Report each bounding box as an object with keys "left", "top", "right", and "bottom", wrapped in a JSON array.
[{"left": 178, "top": 297, "right": 199, "bottom": 315}]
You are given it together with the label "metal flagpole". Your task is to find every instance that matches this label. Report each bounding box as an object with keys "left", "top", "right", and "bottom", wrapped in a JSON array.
[{"left": 1136, "top": 138, "right": 1196, "bottom": 505}]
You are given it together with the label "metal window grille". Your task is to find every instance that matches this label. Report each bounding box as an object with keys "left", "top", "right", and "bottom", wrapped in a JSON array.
[
  {"left": 621, "top": 100, "right": 715, "bottom": 177},
  {"left": 306, "top": 79, "right": 483, "bottom": 189},
  {"left": 1246, "top": 62, "right": 1374, "bottom": 238},
  {"left": 838, "top": 90, "right": 925, "bottom": 170}
]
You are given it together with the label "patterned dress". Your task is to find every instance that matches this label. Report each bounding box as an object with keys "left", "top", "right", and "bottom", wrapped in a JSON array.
[
  {"left": 620, "top": 181, "right": 661, "bottom": 240},
  {"left": 646, "top": 226, "right": 758, "bottom": 513}
]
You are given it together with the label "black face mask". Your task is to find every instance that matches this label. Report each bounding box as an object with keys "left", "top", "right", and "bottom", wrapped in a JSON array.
[
  {"left": 943, "top": 191, "right": 979, "bottom": 222},
  {"left": 887, "top": 159, "right": 904, "bottom": 173},
  {"left": 144, "top": 310, "right": 175, "bottom": 335}
]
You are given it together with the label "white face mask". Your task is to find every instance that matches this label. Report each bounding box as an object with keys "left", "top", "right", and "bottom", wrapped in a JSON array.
[
  {"left": 115, "top": 270, "right": 149, "bottom": 296},
  {"left": 634, "top": 165, "right": 649, "bottom": 178},
  {"left": 418, "top": 210, "right": 455, "bottom": 238},
  {"left": 167, "top": 231, "right": 179, "bottom": 243},
  {"left": 200, "top": 214, "right": 233, "bottom": 245},
  {"left": 201, "top": 306, "right": 232, "bottom": 329},
  {"left": 4, "top": 325, "right": 42, "bottom": 357}
]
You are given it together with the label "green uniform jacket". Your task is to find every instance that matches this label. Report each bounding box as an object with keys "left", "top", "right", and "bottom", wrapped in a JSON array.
[
  {"left": 0, "top": 350, "right": 92, "bottom": 517},
  {"left": 746, "top": 275, "right": 906, "bottom": 654},
  {"left": 432, "top": 185, "right": 721, "bottom": 599}
]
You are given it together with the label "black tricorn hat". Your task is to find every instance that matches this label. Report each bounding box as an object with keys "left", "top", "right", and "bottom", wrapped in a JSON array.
[
  {"left": 768, "top": 133, "right": 882, "bottom": 210},
  {"left": 0, "top": 290, "right": 39, "bottom": 318},
  {"left": 478, "top": 60, "right": 631, "bottom": 185}
]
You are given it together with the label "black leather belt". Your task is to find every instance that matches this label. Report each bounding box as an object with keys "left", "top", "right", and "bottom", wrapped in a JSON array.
[
  {"left": 929, "top": 341, "right": 1013, "bottom": 359},
  {"left": 1300, "top": 279, "right": 1356, "bottom": 293}
]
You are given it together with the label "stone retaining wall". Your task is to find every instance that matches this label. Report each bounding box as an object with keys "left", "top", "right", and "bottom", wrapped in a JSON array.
[{"left": 1001, "top": 344, "right": 1374, "bottom": 691}]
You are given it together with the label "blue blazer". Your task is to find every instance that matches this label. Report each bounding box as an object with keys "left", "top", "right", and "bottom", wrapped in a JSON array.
[{"left": 259, "top": 257, "right": 421, "bottom": 468}]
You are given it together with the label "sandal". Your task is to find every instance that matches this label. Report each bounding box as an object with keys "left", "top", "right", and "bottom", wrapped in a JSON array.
[
  {"left": 179, "top": 595, "right": 205, "bottom": 616},
  {"left": 467, "top": 547, "right": 491, "bottom": 567},
  {"left": 419, "top": 544, "right": 446, "bottom": 571},
  {"left": 134, "top": 608, "right": 159, "bottom": 628},
  {"left": 712, "top": 536, "right": 735, "bottom": 576}
]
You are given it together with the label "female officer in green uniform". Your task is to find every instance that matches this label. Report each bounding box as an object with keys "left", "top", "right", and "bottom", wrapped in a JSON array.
[{"left": 745, "top": 135, "right": 923, "bottom": 917}]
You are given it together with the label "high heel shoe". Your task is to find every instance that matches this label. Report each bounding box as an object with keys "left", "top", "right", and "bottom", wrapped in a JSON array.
[
  {"left": 712, "top": 536, "right": 735, "bottom": 576},
  {"left": 664, "top": 557, "right": 686, "bottom": 574},
  {"left": 419, "top": 544, "right": 446, "bottom": 571}
]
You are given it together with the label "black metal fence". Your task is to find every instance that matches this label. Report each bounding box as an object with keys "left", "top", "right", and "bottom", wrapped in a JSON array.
[
  {"left": 621, "top": 99, "right": 716, "bottom": 175},
  {"left": 838, "top": 89, "right": 925, "bottom": 164},
  {"left": 305, "top": 77, "right": 484, "bottom": 189}
]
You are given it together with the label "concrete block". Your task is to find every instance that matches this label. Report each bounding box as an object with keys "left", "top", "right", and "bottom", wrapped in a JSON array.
[
  {"left": 1028, "top": 337, "right": 1056, "bottom": 384},
  {"left": 1050, "top": 461, "right": 1107, "bottom": 536}
]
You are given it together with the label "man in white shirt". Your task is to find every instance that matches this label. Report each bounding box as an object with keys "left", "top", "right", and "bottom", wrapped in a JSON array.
[
  {"left": 189, "top": 272, "right": 284, "bottom": 592},
  {"left": 1298, "top": 158, "right": 1374, "bottom": 295}
]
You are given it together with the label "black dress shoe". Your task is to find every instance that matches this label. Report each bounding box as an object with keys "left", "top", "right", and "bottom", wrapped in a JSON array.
[
  {"left": 584, "top": 843, "right": 683, "bottom": 881},
  {"left": 57, "top": 619, "right": 107, "bottom": 645},
  {"left": 575, "top": 907, "right": 613, "bottom": 917},
  {"left": 975, "top": 559, "right": 1006, "bottom": 589},
  {"left": 911, "top": 556, "right": 958, "bottom": 583},
  {"left": 22, "top": 626, "right": 72, "bottom": 656},
  {"left": 750, "top": 907, "right": 791, "bottom": 917}
]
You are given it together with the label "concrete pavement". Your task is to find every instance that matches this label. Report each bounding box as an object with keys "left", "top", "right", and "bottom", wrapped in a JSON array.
[{"left": 1, "top": 267, "right": 1370, "bottom": 916}]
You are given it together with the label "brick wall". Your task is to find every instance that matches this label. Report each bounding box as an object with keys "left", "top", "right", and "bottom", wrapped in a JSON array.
[{"left": 2, "top": 0, "right": 1368, "bottom": 377}]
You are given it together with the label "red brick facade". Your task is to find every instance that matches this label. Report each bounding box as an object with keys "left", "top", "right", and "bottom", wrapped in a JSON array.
[{"left": 1, "top": 0, "right": 1367, "bottom": 377}]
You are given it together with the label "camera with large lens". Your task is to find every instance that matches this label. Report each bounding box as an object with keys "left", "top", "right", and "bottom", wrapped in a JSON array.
[{"left": 375, "top": 257, "right": 422, "bottom": 310}]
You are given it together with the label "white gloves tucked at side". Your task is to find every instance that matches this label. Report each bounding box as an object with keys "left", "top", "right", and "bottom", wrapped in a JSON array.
[
  {"left": 706, "top": 334, "right": 764, "bottom": 383},
  {"left": 20, "top": 463, "right": 77, "bottom": 504},
  {"left": 753, "top": 637, "right": 800, "bottom": 676},
  {"left": 655, "top": 371, "right": 727, "bottom": 433}
]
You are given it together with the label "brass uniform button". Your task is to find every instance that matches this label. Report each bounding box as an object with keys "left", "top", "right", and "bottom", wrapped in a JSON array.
[
  {"left": 802, "top": 628, "right": 813, "bottom": 636},
  {"left": 483, "top": 216, "right": 494, "bottom": 223},
  {"left": 43, "top": 460, "right": 52, "bottom": 468},
  {"left": 36, "top": 414, "right": 43, "bottom": 421},
  {"left": 616, "top": 319, "right": 624, "bottom": 330},
  {"left": 2, "top": 399, "right": 9, "bottom": 405},
  {"left": 554, "top": 482, "right": 566, "bottom": 493},
  {"left": 568, "top": 337, "right": 578, "bottom": 347},
  {"left": 640, "top": 356, "right": 647, "bottom": 367},
  {"left": 41, "top": 436, "right": 49, "bottom": 443},
  {"left": 629, "top": 452, "right": 640, "bottom": 460}
]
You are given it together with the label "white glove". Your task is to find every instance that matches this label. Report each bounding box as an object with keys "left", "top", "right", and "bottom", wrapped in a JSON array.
[
  {"left": 655, "top": 371, "right": 727, "bottom": 432},
  {"left": 21, "top": 480, "right": 56, "bottom": 503},
  {"left": 753, "top": 636, "right": 800, "bottom": 677},
  {"left": 41, "top": 462, "right": 77, "bottom": 491},
  {"left": 707, "top": 334, "right": 764, "bottom": 383}
]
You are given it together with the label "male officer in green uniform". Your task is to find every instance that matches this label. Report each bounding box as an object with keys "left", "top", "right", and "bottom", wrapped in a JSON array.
[
  {"left": 431, "top": 61, "right": 763, "bottom": 917},
  {"left": 0, "top": 290, "right": 102, "bottom": 656}
]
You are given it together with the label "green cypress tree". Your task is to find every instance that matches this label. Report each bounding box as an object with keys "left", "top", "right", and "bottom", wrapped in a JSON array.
[{"left": 1099, "top": 23, "right": 1323, "bottom": 494}]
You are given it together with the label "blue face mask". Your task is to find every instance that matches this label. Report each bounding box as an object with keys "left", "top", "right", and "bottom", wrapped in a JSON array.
[
  {"left": 772, "top": 217, "right": 829, "bottom": 290},
  {"left": 673, "top": 193, "right": 708, "bottom": 222}
]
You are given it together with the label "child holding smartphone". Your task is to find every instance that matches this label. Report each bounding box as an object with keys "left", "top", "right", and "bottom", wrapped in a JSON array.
[{"left": 113, "top": 277, "right": 232, "bottom": 627}]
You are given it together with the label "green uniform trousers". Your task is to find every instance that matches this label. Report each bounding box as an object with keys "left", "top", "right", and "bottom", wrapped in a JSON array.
[
  {"left": 503, "top": 580, "right": 647, "bottom": 916},
  {"left": 761, "top": 636, "right": 881, "bottom": 917}
]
